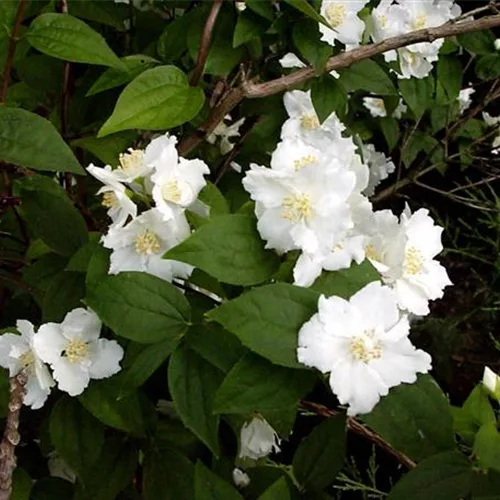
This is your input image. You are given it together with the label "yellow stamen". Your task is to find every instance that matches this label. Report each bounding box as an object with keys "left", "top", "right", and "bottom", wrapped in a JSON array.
[
  {"left": 293, "top": 155, "right": 317, "bottom": 170},
  {"left": 102, "top": 191, "right": 119, "bottom": 209},
  {"left": 413, "top": 13, "right": 428, "bottom": 30},
  {"left": 365, "top": 244, "right": 380, "bottom": 261},
  {"left": 20, "top": 350, "right": 34, "bottom": 368},
  {"left": 403, "top": 246, "right": 424, "bottom": 275},
  {"left": 350, "top": 330, "right": 383, "bottom": 363},
  {"left": 118, "top": 149, "right": 144, "bottom": 176},
  {"left": 282, "top": 194, "right": 313, "bottom": 223},
  {"left": 65, "top": 340, "right": 89, "bottom": 363},
  {"left": 135, "top": 229, "right": 161, "bottom": 255},
  {"left": 161, "top": 180, "right": 182, "bottom": 204},
  {"left": 300, "top": 114, "right": 320, "bottom": 130},
  {"left": 325, "top": 3, "right": 346, "bottom": 28}
]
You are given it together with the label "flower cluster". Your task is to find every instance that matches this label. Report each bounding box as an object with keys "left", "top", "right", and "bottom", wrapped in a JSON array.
[
  {"left": 87, "top": 134, "right": 210, "bottom": 281},
  {"left": 0, "top": 308, "right": 123, "bottom": 408},
  {"left": 242, "top": 89, "right": 451, "bottom": 415}
]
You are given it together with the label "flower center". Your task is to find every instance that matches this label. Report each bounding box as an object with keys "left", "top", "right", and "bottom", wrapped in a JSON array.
[
  {"left": 293, "top": 155, "right": 317, "bottom": 170},
  {"left": 101, "top": 191, "right": 119, "bottom": 209},
  {"left": 300, "top": 114, "right": 320, "bottom": 130},
  {"left": 118, "top": 149, "right": 144, "bottom": 176},
  {"left": 413, "top": 12, "right": 428, "bottom": 30},
  {"left": 350, "top": 330, "right": 383, "bottom": 363},
  {"left": 20, "top": 350, "right": 34, "bottom": 368},
  {"left": 373, "top": 98, "right": 385, "bottom": 111},
  {"left": 403, "top": 246, "right": 424, "bottom": 275},
  {"left": 365, "top": 244, "right": 381, "bottom": 261},
  {"left": 65, "top": 339, "right": 88, "bottom": 363},
  {"left": 378, "top": 14, "right": 388, "bottom": 28},
  {"left": 325, "top": 3, "right": 346, "bottom": 28},
  {"left": 282, "top": 194, "right": 312, "bottom": 223},
  {"left": 135, "top": 229, "right": 161, "bottom": 255},
  {"left": 161, "top": 179, "right": 182, "bottom": 204}
]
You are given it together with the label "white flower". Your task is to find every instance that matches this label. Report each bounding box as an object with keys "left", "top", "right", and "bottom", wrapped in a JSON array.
[
  {"left": 235, "top": 1, "right": 246, "bottom": 11},
  {"left": 319, "top": 0, "right": 369, "bottom": 50},
  {"left": 146, "top": 134, "right": 209, "bottom": 221},
  {"left": 482, "top": 112, "right": 500, "bottom": 154},
  {"left": 297, "top": 281, "right": 431, "bottom": 415},
  {"left": 239, "top": 415, "right": 281, "bottom": 459},
  {"left": 206, "top": 114, "right": 245, "bottom": 155},
  {"left": 232, "top": 468, "right": 251, "bottom": 488},
  {"left": 397, "top": 48, "right": 434, "bottom": 79},
  {"left": 361, "top": 143, "right": 396, "bottom": 197},
  {"left": 33, "top": 308, "right": 123, "bottom": 397},
  {"left": 458, "top": 88, "right": 475, "bottom": 114},
  {"left": 371, "top": 0, "right": 407, "bottom": 44},
  {"left": 483, "top": 366, "right": 500, "bottom": 401},
  {"left": 0, "top": 320, "right": 54, "bottom": 409},
  {"left": 495, "top": 39, "right": 500, "bottom": 51},
  {"left": 279, "top": 52, "right": 306, "bottom": 69},
  {"left": 365, "top": 206, "right": 452, "bottom": 316},
  {"left": 243, "top": 159, "right": 355, "bottom": 255},
  {"left": 362, "top": 97, "right": 407, "bottom": 119},
  {"left": 101, "top": 208, "right": 193, "bottom": 282}
]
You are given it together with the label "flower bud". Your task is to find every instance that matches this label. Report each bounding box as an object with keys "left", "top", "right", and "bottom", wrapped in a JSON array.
[
  {"left": 483, "top": 366, "right": 500, "bottom": 400},
  {"left": 494, "top": 39, "right": 500, "bottom": 51},
  {"left": 232, "top": 468, "right": 250, "bottom": 489},
  {"left": 239, "top": 415, "right": 281, "bottom": 460}
]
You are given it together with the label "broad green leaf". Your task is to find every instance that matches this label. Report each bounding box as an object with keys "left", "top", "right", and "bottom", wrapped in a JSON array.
[
  {"left": 292, "top": 21, "right": 331, "bottom": 72},
  {"left": 197, "top": 182, "right": 230, "bottom": 217},
  {"left": 85, "top": 244, "right": 111, "bottom": 289},
  {"left": 29, "top": 478, "right": 73, "bottom": 500},
  {"left": 65, "top": 234, "right": 101, "bottom": 273},
  {"left": 71, "top": 132, "right": 136, "bottom": 167},
  {"left": 233, "top": 10, "right": 268, "bottom": 48},
  {"left": 73, "top": 436, "right": 138, "bottom": 500},
  {"left": 399, "top": 76, "right": 435, "bottom": 119},
  {"left": 86, "top": 272, "right": 190, "bottom": 343},
  {"left": 0, "top": 107, "right": 83, "bottom": 174},
  {"left": 67, "top": 0, "right": 128, "bottom": 30},
  {"left": 379, "top": 117, "right": 400, "bottom": 151},
  {"left": 339, "top": 59, "right": 397, "bottom": 95},
  {"left": 284, "top": 0, "right": 330, "bottom": 29},
  {"left": 463, "top": 385, "right": 496, "bottom": 426},
  {"left": 257, "top": 477, "right": 290, "bottom": 500},
  {"left": 214, "top": 353, "right": 316, "bottom": 414},
  {"left": 164, "top": 215, "right": 280, "bottom": 286},
  {"left": 79, "top": 379, "right": 146, "bottom": 436},
  {"left": 311, "top": 261, "right": 380, "bottom": 298},
  {"left": 247, "top": 0, "right": 275, "bottom": 20},
  {"left": 387, "top": 451, "right": 474, "bottom": 500},
  {"left": 49, "top": 397, "right": 104, "bottom": 477},
  {"left": 362, "top": 375, "right": 455, "bottom": 462},
  {"left": 476, "top": 54, "right": 500, "bottom": 81},
  {"left": 293, "top": 415, "right": 346, "bottom": 491},
  {"left": 16, "top": 175, "right": 88, "bottom": 256},
  {"left": 143, "top": 448, "right": 194, "bottom": 500},
  {"left": 86, "top": 55, "right": 159, "bottom": 96},
  {"left": 437, "top": 56, "right": 462, "bottom": 101},
  {"left": 458, "top": 30, "right": 495, "bottom": 55},
  {"left": 402, "top": 130, "right": 439, "bottom": 168},
  {"left": 23, "top": 254, "right": 68, "bottom": 294},
  {"left": 11, "top": 468, "right": 32, "bottom": 500},
  {"left": 472, "top": 470, "right": 500, "bottom": 499},
  {"left": 207, "top": 283, "right": 319, "bottom": 368},
  {"left": 474, "top": 422, "right": 500, "bottom": 472},
  {"left": 311, "top": 75, "right": 347, "bottom": 122},
  {"left": 194, "top": 462, "right": 243, "bottom": 500},
  {"left": 42, "top": 271, "right": 86, "bottom": 322},
  {"left": 246, "top": 467, "right": 294, "bottom": 499},
  {"left": 157, "top": 10, "right": 197, "bottom": 62},
  {"left": 99, "top": 66, "right": 204, "bottom": 137},
  {"left": 168, "top": 345, "right": 224, "bottom": 455},
  {"left": 27, "top": 13, "right": 124, "bottom": 69}
]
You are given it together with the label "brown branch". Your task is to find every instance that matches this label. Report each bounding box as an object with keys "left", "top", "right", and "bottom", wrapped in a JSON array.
[
  {"left": 0, "top": 0, "right": 28, "bottom": 103},
  {"left": 178, "top": 12, "right": 500, "bottom": 156},
  {"left": 301, "top": 401, "right": 416, "bottom": 470},
  {"left": 189, "top": 0, "right": 223, "bottom": 87},
  {"left": 0, "top": 373, "right": 27, "bottom": 500}
]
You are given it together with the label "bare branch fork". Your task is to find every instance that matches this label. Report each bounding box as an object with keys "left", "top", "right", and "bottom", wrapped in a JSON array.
[{"left": 179, "top": 12, "right": 500, "bottom": 156}]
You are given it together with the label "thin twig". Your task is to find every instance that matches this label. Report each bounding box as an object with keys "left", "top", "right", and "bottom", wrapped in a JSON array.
[
  {"left": 301, "top": 401, "right": 416, "bottom": 470},
  {"left": 0, "top": 373, "right": 27, "bottom": 500},
  {"left": 178, "top": 12, "right": 500, "bottom": 156},
  {"left": 189, "top": 0, "right": 223, "bottom": 87},
  {"left": 0, "top": 0, "right": 28, "bottom": 103}
]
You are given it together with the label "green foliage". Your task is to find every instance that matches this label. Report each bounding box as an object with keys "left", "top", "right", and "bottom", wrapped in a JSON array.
[{"left": 194, "top": 461, "right": 244, "bottom": 500}]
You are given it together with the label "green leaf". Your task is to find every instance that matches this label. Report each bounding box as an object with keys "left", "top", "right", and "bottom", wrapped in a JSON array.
[
  {"left": 311, "top": 75, "right": 347, "bottom": 123},
  {"left": 85, "top": 244, "right": 111, "bottom": 289},
  {"left": 214, "top": 353, "right": 315, "bottom": 414},
  {"left": 437, "top": 56, "right": 463, "bottom": 101},
  {"left": 197, "top": 182, "right": 230, "bottom": 217},
  {"left": 387, "top": 451, "right": 474, "bottom": 500},
  {"left": 49, "top": 397, "right": 104, "bottom": 477},
  {"left": 284, "top": 0, "right": 330, "bottom": 29},
  {"left": 67, "top": 0, "right": 128, "bottom": 30},
  {"left": 86, "top": 271, "right": 190, "bottom": 343},
  {"left": 402, "top": 131, "right": 440, "bottom": 168},
  {"left": 16, "top": 175, "right": 88, "bottom": 256},
  {"left": 233, "top": 11, "right": 268, "bottom": 48},
  {"left": 207, "top": 283, "right": 319, "bottom": 368},
  {"left": 65, "top": 234, "right": 101, "bottom": 273},
  {"left": 476, "top": 54, "right": 500, "bottom": 81},
  {"left": 72, "top": 132, "right": 136, "bottom": 167},
  {"left": 463, "top": 385, "right": 496, "bottom": 426},
  {"left": 292, "top": 21, "right": 331, "bottom": 72},
  {"left": 361, "top": 375, "right": 455, "bottom": 462},
  {"left": 472, "top": 470, "right": 500, "bottom": 499},
  {"left": 257, "top": 477, "right": 291, "bottom": 500},
  {"left": 11, "top": 468, "right": 32, "bottom": 500},
  {"left": 474, "top": 422, "right": 500, "bottom": 472},
  {"left": 194, "top": 462, "right": 243, "bottom": 500},
  {"left": 398, "top": 76, "right": 434, "bottom": 119},
  {"left": 247, "top": 0, "right": 275, "bottom": 20},
  {"left": 339, "top": 59, "right": 397, "bottom": 95},
  {"left": 164, "top": 215, "right": 280, "bottom": 286},
  {"left": 23, "top": 254, "right": 68, "bottom": 295},
  {"left": 27, "top": 13, "right": 124, "bottom": 69},
  {"left": 86, "top": 54, "right": 159, "bottom": 96},
  {"left": 0, "top": 107, "right": 83, "bottom": 174},
  {"left": 79, "top": 379, "right": 146, "bottom": 436},
  {"left": 379, "top": 117, "right": 400, "bottom": 151},
  {"left": 311, "top": 261, "right": 380, "bottom": 298},
  {"left": 293, "top": 415, "right": 346, "bottom": 491},
  {"left": 458, "top": 30, "right": 495, "bottom": 55},
  {"left": 157, "top": 10, "right": 196, "bottom": 62},
  {"left": 168, "top": 345, "right": 224, "bottom": 455},
  {"left": 143, "top": 448, "right": 194, "bottom": 500},
  {"left": 29, "top": 478, "right": 73, "bottom": 500},
  {"left": 42, "top": 271, "right": 86, "bottom": 322},
  {"left": 98, "top": 65, "right": 204, "bottom": 137}
]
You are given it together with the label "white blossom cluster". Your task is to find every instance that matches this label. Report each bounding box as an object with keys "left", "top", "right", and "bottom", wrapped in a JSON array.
[
  {"left": 0, "top": 308, "right": 123, "bottom": 408},
  {"left": 318, "top": 0, "right": 461, "bottom": 79},
  {"left": 87, "top": 134, "right": 210, "bottom": 282},
  {"left": 242, "top": 89, "right": 451, "bottom": 416}
]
